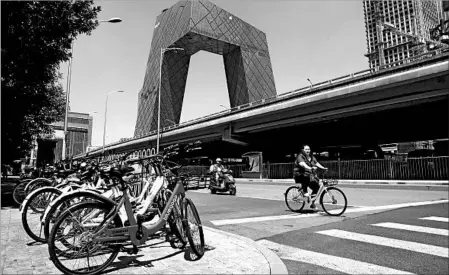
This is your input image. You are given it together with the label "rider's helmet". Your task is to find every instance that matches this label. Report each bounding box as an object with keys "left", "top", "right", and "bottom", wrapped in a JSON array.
[{"left": 216, "top": 158, "right": 222, "bottom": 164}]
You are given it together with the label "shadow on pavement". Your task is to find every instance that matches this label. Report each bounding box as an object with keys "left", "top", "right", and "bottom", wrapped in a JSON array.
[
  {"left": 102, "top": 243, "right": 216, "bottom": 273},
  {"left": 102, "top": 250, "right": 184, "bottom": 274},
  {"left": 1, "top": 178, "right": 20, "bottom": 209},
  {"left": 27, "top": 241, "right": 45, "bottom": 246}
]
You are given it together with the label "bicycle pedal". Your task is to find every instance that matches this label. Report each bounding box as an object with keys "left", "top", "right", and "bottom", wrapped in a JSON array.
[{"left": 122, "top": 245, "right": 139, "bottom": 255}]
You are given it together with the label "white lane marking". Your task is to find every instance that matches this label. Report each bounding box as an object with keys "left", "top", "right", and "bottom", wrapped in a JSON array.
[
  {"left": 371, "top": 222, "right": 449, "bottom": 236},
  {"left": 316, "top": 229, "right": 449, "bottom": 258},
  {"left": 419, "top": 216, "right": 449, "bottom": 223},
  {"left": 210, "top": 199, "right": 449, "bottom": 226},
  {"left": 190, "top": 188, "right": 367, "bottom": 206},
  {"left": 257, "top": 239, "right": 414, "bottom": 275}
]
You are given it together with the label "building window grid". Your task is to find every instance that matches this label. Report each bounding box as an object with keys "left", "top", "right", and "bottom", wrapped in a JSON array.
[{"left": 364, "top": 0, "right": 443, "bottom": 68}]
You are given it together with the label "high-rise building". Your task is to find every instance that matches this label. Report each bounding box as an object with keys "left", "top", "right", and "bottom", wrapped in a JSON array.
[
  {"left": 50, "top": 112, "right": 93, "bottom": 162},
  {"left": 363, "top": 0, "right": 443, "bottom": 69},
  {"left": 29, "top": 112, "right": 93, "bottom": 166},
  {"left": 134, "top": 0, "right": 276, "bottom": 136}
]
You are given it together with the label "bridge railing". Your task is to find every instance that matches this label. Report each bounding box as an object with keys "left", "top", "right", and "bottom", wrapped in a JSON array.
[{"left": 88, "top": 49, "right": 448, "bottom": 156}]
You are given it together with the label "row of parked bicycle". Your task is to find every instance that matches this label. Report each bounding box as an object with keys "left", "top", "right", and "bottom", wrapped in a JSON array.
[{"left": 14, "top": 143, "right": 205, "bottom": 275}]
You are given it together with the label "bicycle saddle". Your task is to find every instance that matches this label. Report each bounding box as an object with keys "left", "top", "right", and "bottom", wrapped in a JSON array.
[
  {"left": 57, "top": 169, "right": 75, "bottom": 177},
  {"left": 109, "top": 166, "right": 135, "bottom": 177}
]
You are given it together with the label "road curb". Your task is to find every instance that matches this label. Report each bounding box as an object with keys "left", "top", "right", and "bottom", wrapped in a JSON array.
[
  {"left": 236, "top": 178, "right": 449, "bottom": 186},
  {"left": 204, "top": 226, "right": 288, "bottom": 274}
]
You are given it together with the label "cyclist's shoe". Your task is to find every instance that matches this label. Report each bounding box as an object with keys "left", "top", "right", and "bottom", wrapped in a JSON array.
[
  {"left": 303, "top": 192, "right": 310, "bottom": 197},
  {"left": 310, "top": 202, "right": 317, "bottom": 209}
]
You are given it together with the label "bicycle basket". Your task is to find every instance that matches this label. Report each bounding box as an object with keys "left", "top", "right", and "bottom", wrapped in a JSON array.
[{"left": 323, "top": 179, "right": 338, "bottom": 186}]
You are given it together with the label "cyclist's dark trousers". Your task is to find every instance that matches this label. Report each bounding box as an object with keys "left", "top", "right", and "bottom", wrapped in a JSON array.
[{"left": 294, "top": 174, "right": 319, "bottom": 195}]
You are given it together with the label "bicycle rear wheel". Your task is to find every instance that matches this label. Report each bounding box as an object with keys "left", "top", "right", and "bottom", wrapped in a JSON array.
[
  {"left": 183, "top": 198, "right": 204, "bottom": 258},
  {"left": 320, "top": 187, "right": 347, "bottom": 216},
  {"left": 48, "top": 201, "right": 122, "bottom": 275},
  {"left": 284, "top": 186, "right": 306, "bottom": 213}
]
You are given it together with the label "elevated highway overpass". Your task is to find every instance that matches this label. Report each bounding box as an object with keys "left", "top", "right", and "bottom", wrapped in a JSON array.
[{"left": 78, "top": 51, "right": 449, "bottom": 161}]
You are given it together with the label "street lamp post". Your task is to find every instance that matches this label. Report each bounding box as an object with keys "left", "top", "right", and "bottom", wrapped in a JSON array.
[
  {"left": 219, "top": 104, "right": 230, "bottom": 111},
  {"left": 62, "top": 17, "right": 122, "bottom": 160},
  {"left": 307, "top": 78, "right": 313, "bottom": 88},
  {"left": 103, "top": 90, "right": 124, "bottom": 152},
  {"left": 157, "top": 47, "right": 184, "bottom": 154}
]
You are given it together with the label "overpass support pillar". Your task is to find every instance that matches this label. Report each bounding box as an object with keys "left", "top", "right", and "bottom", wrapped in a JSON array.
[{"left": 222, "top": 124, "right": 249, "bottom": 146}]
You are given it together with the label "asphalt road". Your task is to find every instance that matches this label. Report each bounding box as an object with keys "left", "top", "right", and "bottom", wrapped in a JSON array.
[
  {"left": 185, "top": 181, "right": 449, "bottom": 274},
  {"left": 261, "top": 203, "right": 449, "bottom": 274}
]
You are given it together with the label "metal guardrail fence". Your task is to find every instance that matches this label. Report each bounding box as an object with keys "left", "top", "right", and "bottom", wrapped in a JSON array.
[
  {"left": 182, "top": 157, "right": 448, "bottom": 181},
  {"left": 320, "top": 157, "right": 449, "bottom": 180}
]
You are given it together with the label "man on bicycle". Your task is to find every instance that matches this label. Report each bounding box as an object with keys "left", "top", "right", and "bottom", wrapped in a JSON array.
[{"left": 294, "top": 145, "right": 327, "bottom": 209}]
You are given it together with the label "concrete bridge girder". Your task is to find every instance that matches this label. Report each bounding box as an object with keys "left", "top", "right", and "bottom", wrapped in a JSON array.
[{"left": 232, "top": 65, "right": 449, "bottom": 133}]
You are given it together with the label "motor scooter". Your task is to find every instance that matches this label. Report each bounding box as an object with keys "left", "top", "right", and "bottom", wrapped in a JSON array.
[{"left": 209, "top": 169, "right": 237, "bottom": 195}]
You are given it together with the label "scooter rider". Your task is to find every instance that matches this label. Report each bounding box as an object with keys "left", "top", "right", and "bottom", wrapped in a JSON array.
[{"left": 210, "top": 158, "right": 226, "bottom": 188}]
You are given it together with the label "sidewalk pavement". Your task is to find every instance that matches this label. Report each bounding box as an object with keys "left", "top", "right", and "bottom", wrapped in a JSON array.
[
  {"left": 0, "top": 208, "right": 288, "bottom": 274},
  {"left": 236, "top": 178, "right": 449, "bottom": 186}
]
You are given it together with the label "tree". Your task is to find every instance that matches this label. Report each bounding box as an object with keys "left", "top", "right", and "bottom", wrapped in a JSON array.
[{"left": 1, "top": 1, "right": 101, "bottom": 163}]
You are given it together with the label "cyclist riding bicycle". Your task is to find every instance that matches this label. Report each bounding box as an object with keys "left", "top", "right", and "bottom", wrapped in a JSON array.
[{"left": 294, "top": 145, "right": 327, "bottom": 209}]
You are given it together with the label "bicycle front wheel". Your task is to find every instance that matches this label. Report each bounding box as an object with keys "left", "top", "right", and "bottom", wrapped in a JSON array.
[
  {"left": 13, "top": 180, "right": 29, "bottom": 205},
  {"left": 320, "top": 187, "right": 347, "bottom": 216},
  {"left": 48, "top": 201, "right": 122, "bottom": 275},
  {"left": 22, "top": 187, "right": 62, "bottom": 242},
  {"left": 25, "top": 178, "right": 52, "bottom": 195},
  {"left": 44, "top": 193, "right": 105, "bottom": 241},
  {"left": 284, "top": 186, "right": 306, "bottom": 213},
  {"left": 183, "top": 198, "right": 205, "bottom": 258},
  {"left": 169, "top": 193, "right": 187, "bottom": 249}
]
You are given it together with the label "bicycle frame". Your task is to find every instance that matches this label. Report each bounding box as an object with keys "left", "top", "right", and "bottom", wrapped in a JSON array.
[
  {"left": 308, "top": 181, "right": 327, "bottom": 203},
  {"left": 297, "top": 172, "right": 336, "bottom": 204},
  {"left": 89, "top": 175, "right": 185, "bottom": 246}
]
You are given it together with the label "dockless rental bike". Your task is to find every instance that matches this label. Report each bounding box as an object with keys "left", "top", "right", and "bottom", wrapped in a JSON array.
[
  {"left": 48, "top": 151, "right": 205, "bottom": 275},
  {"left": 284, "top": 169, "right": 348, "bottom": 216}
]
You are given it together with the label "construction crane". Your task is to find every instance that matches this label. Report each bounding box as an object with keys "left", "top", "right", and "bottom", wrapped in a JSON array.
[
  {"left": 430, "top": 19, "right": 449, "bottom": 44},
  {"left": 373, "top": 1, "right": 386, "bottom": 66},
  {"left": 373, "top": 1, "right": 448, "bottom": 67},
  {"left": 382, "top": 22, "right": 449, "bottom": 51}
]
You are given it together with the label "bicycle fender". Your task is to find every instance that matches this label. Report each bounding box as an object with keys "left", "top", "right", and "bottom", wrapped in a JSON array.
[
  {"left": 20, "top": 186, "right": 61, "bottom": 213},
  {"left": 42, "top": 189, "right": 116, "bottom": 224},
  {"left": 24, "top": 178, "right": 52, "bottom": 194}
]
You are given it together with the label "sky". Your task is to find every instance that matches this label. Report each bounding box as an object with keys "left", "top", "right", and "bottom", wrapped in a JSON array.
[{"left": 59, "top": 0, "right": 369, "bottom": 147}]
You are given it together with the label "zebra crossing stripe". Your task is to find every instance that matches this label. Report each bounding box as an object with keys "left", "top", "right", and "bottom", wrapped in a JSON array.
[
  {"left": 210, "top": 199, "right": 449, "bottom": 226},
  {"left": 419, "top": 216, "right": 449, "bottom": 223},
  {"left": 371, "top": 222, "right": 449, "bottom": 236},
  {"left": 316, "top": 229, "right": 449, "bottom": 258},
  {"left": 257, "top": 239, "right": 414, "bottom": 275}
]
